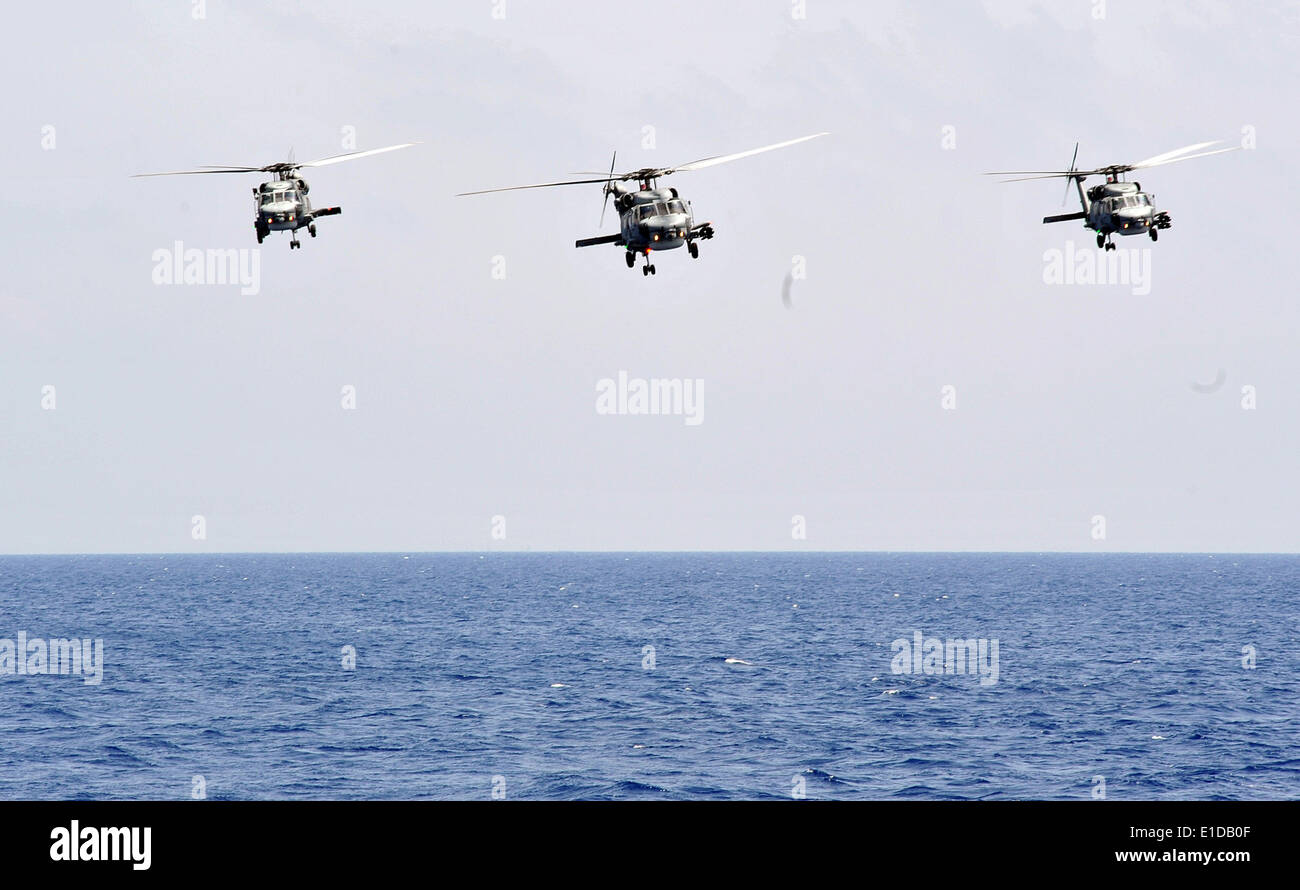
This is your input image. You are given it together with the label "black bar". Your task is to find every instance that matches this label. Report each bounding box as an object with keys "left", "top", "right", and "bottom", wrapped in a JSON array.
[{"left": 1, "top": 800, "right": 1287, "bottom": 878}]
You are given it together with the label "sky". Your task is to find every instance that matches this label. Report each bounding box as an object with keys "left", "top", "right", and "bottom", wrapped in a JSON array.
[{"left": 2, "top": 0, "right": 1298, "bottom": 553}]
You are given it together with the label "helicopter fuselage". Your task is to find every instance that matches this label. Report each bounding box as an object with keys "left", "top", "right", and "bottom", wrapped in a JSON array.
[
  {"left": 573, "top": 183, "right": 715, "bottom": 273},
  {"left": 255, "top": 178, "right": 312, "bottom": 232},
  {"left": 618, "top": 187, "right": 693, "bottom": 252},
  {"left": 1044, "top": 175, "right": 1172, "bottom": 248},
  {"left": 252, "top": 177, "right": 341, "bottom": 247},
  {"left": 1085, "top": 181, "right": 1161, "bottom": 237}
]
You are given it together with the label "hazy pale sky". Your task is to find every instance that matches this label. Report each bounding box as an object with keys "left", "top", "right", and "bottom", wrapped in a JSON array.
[{"left": 2, "top": 1, "right": 1298, "bottom": 553}]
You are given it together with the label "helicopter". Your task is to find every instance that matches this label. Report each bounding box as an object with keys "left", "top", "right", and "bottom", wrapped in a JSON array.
[
  {"left": 987, "top": 141, "right": 1238, "bottom": 250},
  {"left": 457, "top": 133, "right": 828, "bottom": 275},
  {"left": 134, "top": 143, "right": 417, "bottom": 249}
]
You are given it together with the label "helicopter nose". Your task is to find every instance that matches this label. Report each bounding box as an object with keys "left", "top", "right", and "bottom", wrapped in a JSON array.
[
  {"left": 644, "top": 220, "right": 687, "bottom": 244},
  {"left": 1115, "top": 209, "right": 1152, "bottom": 232}
]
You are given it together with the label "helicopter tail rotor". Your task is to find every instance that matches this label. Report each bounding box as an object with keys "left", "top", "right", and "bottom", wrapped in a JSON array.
[
  {"left": 599, "top": 150, "right": 616, "bottom": 228},
  {"left": 1061, "top": 142, "right": 1079, "bottom": 206}
]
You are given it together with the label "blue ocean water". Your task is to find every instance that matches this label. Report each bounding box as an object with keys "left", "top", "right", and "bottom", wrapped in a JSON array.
[{"left": 0, "top": 553, "right": 1295, "bottom": 800}]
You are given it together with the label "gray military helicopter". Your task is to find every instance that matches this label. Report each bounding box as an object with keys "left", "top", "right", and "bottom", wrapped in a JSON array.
[
  {"left": 987, "top": 141, "right": 1238, "bottom": 250},
  {"left": 134, "top": 143, "right": 416, "bottom": 249},
  {"left": 458, "top": 133, "right": 828, "bottom": 275}
]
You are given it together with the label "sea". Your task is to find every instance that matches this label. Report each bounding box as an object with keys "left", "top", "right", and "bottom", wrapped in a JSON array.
[{"left": 0, "top": 553, "right": 1295, "bottom": 800}]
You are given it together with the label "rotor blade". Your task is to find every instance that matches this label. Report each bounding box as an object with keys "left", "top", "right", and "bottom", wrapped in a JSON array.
[
  {"left": 996, "top": 174, "right": 1081, "bottom": 182},
  {"left": 988, "top": 170, "right": 1103, "bottom": 181},
  {"left": 667, "top": 132, "right": 830, "bottom": 173},
  {"left": 984, "top": 169, "right": 1087, "bottom": 177},
  {"left": 1131, "top": 141, "right": 1221, "bottom": 168},
  {"left": 299, "top": 142, "right": 418, "bottom": 168},
  {"left": 457, "top": 177, "right": 619, "bottom": 196},
  {"left": 1131, "top": 146, "right": 1238, "bottom": 170},
  {"left": 132, "top": 167, "right": 262, "bottom": 177}
]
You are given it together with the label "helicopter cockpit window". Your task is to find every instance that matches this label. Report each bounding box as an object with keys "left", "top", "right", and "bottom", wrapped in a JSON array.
[
  {"left": 637, "top": 205, "right": 656, "bottom": 220},
  {"left": 666, "top": 200, "right": 686, "bottom": 214}
]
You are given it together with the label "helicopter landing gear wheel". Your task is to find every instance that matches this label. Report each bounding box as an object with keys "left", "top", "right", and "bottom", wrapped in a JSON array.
[
  {"left": 642, "top": 263, "right": 656, "bottom": 276},
  {"left": 308, "top": 224, "right": 317, "bottom": 238},
  {"left": 256, "top": 231, "right": 264, "bottom": 244},
  {"left": 1096, "top": 233, "right": 1105, "bottom": 249},
  {"left": 688, "top": 241, "right": 699, "bottom": 259},
  {"left": 290, "top": 237, "right": 300, "bottom": 250},
  {"left": 625, "top": 252, "right": 636, "bottom": 269},
  {"left": 1149, "top": 227, "right": 1158, "bottom": 242}
]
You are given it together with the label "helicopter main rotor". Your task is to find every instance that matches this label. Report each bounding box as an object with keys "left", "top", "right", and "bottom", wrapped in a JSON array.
[
  {"left": 455, "top": 132, "right": 830, "bottom": 196},
  {"left": 132, "top": 143, "right": 418, "bottom": 179},
  {"left": 985, "top": 140, "right": 1238, "bottom": 183}
]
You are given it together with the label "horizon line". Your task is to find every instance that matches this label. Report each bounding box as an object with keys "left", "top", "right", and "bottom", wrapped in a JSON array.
[{"left": 1, "top": 550, "right": 1297, "bottom": 558}]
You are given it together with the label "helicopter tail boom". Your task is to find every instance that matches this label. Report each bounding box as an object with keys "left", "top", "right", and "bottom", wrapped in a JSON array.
[{"left": 1072, "top": 172, "right": 1090, "bottom": 215}]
